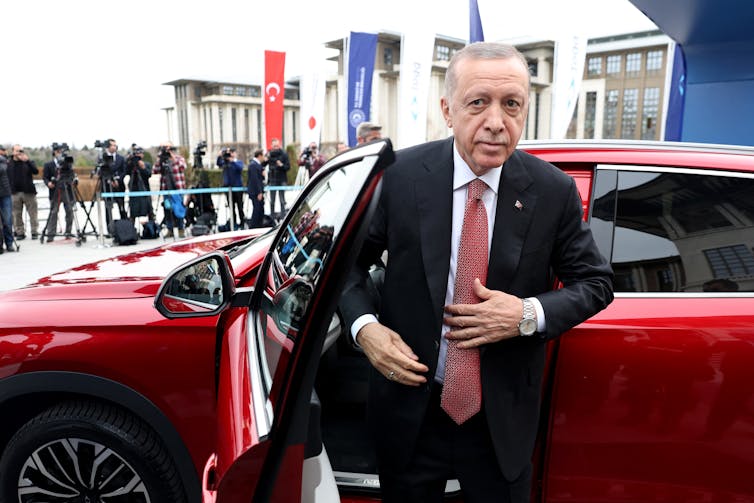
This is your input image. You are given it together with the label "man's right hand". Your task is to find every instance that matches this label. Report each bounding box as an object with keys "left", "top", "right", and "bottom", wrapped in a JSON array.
[{"left": 357, "top": 322, "right": 428, "bottom": 386}]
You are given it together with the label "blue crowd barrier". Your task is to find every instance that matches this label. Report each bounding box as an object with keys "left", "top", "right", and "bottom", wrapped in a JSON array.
[{"left": 99, "top": 185, "right": 305, "bottom": 198}]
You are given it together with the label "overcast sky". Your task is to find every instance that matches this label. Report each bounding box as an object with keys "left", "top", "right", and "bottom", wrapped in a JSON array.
[{"left": 1, "top": 0, "right": 656, "bottom": 149}]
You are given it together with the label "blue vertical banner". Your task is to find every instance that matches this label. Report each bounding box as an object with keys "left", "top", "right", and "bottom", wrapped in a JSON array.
[
  {"left": 664, "top": 43, "right": 686, "bottom": 141},
  {"left": 469, "top": 0, "right": 485, "bottom": 43},
  {"left": 347, "top": 31, "right": 378, "bottom": 147}
]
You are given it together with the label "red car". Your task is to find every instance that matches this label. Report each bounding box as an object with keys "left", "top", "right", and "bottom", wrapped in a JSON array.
[{"left": 2, "top": 139, "right": 754, "bottom": 502}]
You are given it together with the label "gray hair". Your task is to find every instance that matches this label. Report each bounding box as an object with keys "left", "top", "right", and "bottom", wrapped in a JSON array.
[{"left": 444, "top": 42, "right": 530, "bottom": 101}]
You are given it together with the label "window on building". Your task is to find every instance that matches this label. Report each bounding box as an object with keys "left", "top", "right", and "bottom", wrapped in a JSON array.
[
  {"left": 219, "top": 108, "right": 224, "bottom": 143},
  {"left": 704, "top": 245, "right": 754, "bottom": 279},
  {"left": 626, "top": 52, "right": 641, "bottom": 75},
  {"left": 235, "top": 86, "right": 246, "bottom": 97},
  {"left": 231, "top": 108, "right": 237, "bottom": 143},
  {"left": 195, "top": 86, "right": 202, "bottom": 99},
  {"left": 250, "top": 86, "right": 261, "bottom": 98},
  {"left": 646, "top": 50, "right": 663, "bottom": 73},
  {"left": 587, "top": 56, "right": 602, "bottom": 76},
  {"left": 384, "top": 47, "right": 394, "bottom": 66},
  {"left": 584, "top": 91, "right": 597, "bottom": 139},
  {"left": 245, "top": 109, "right": 250, "bottom": 142},
  {"left": 603, "top": 89, "right": 619, "bottom": 138},
  {"left": 642, "top": 87, "right": 660, "bottom": 140},
  {"left": 204, "top": 108, "right": 208, "bottom": 144},
  {"left": 528, "top": 58, "right": 538, "bottom": 77},
  {"left": 436, "top": 45, "right": 450, "bottom": 62},
  {"left": 606, "top": 55, "right": 621, "bottom": 75},
  {"left": 591, "top": 168, "right": 754, "bottom": 292},
  {"left": 209, "top": 108, "right": 214, "bottom": 145},
  {"left": 621, "top": 88, "right": 638, "bottom": 139},
  {"left": 223, "top": 86, "right": 234, "bottom": 96},
  {"left": 257, "top": 109, "right": 262, "bottom": 146},
  {"left": 284, "top": 88, "right": 299, "bottom": 100}
]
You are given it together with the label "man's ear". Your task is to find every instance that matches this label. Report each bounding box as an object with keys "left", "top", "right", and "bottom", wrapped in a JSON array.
[{"left": 440, "top": 97, "right": 452, "bottom": 128}]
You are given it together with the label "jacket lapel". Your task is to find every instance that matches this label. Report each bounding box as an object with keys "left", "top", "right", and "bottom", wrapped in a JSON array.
[
  {"left": 416, "top": 138, "right": 454, "bottom": 321},
  {"left": 488, "top": 150, "right": 536, "bottom": 293}
]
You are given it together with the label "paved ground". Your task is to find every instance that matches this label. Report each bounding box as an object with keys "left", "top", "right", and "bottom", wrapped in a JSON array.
[{"left": 1, "top": 232, "right": 169, "bottom": 292}]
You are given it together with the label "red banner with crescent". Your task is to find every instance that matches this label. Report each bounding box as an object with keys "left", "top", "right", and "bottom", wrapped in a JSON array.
[{"left": 264, "top": 50, "right": 286, "bottom": 150}]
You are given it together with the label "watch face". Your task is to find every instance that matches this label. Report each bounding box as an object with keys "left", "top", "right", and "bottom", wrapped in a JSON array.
[{"left": 519, "top": 318, "right": 537, "bottom": 336}]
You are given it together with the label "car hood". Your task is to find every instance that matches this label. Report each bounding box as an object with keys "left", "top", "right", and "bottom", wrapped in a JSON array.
[{"left": 0, "top": 231, "right": 263, "bottom": 302}]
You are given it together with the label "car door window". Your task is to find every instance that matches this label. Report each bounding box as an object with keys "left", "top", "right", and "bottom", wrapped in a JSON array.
[
  {"left": 592, "top": 167, "right": 754, "bottom": 293},
  {"left": 250, "top": 152, "right": 382, "bottom": 430}
]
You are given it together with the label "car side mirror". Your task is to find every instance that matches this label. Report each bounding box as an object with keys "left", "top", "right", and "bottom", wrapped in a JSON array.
[{"left": 155, "top": 252, "right": 236, "bottom": 319}]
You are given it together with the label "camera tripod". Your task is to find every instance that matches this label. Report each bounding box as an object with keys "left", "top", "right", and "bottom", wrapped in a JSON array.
[{"left": 40, "top": 175, "right": 87, "bottom": 247}]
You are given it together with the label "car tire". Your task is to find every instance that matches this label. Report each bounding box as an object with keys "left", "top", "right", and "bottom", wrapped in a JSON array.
[{"left": 0, "top": 400, "right": 186, "bottom": 503}]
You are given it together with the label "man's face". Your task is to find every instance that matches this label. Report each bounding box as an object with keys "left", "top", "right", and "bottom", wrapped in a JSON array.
[
  {"left": 441, "top": 56, "right": 529, "bottom": 176},
  {"left": 12, "top": 146, "right": 24, "bottom": 159},
  {"left": 271, "top": 140, "right": 280, "bottom": 150},
  {"left": 107, "top": 141, "right": 118, "bottom": 154}
]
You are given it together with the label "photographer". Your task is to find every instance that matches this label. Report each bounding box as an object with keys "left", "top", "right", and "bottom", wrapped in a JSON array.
[
  {"left": 98, "top": 139, "right": 128, "bottom": 228},
  {"left": 263, "top": 138, "right": 290, "bottom": 217},
  {"left": 0, "top": 146, "right": 14, "bottom": 253},
  {"left": 42, "top": 143, "right": 76, "bottom": 241},
  {"left": 153, "top": 142, "right": 187, "bottom": 238},
  {"left": 297, "top": 141, "right": 326, "bottom": 183},
  {"left": 125, "top": 145, "right": 153, "bottom": 224},
  {"left": 8, "top": 144, "right": 39, "bottom": 240},
  {"left": 218, "top": 147, "right": 245, "bottom": 230}
]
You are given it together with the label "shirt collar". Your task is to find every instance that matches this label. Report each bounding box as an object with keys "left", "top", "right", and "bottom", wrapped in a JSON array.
[{"left": 451, "top": 140, "right": 502, "bottom": 194}]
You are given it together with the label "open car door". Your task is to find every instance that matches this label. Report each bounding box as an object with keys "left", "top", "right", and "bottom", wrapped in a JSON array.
[{"left": 207, "top": 140, "right": 395, "bottom": 502}]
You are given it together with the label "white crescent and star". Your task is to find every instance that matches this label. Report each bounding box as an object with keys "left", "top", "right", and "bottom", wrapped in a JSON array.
[{"left": 266, "top": 82, "right": 281, "bottom": 102}]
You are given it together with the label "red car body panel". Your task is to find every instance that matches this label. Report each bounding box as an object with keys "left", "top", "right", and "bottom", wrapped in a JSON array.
[{"left": 0, "top": 230, "right": 270, "bottom": 498}]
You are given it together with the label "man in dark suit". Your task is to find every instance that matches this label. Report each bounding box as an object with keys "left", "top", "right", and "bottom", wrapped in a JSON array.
[
  {"left": 341, "top": 42, "right": 614, "bottom": 502},
  {"left": 42, "top": 144, "right": 75, "bottom": 241},
  {"left": 100, "top": 139, "right": 128, "bottom": 229},
  {"left": 247, "top": 149, "right": 266, "bottom": 228}
]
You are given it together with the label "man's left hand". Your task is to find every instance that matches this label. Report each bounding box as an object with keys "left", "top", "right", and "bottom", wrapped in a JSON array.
[{"left": 443, "top": 279, "right": 523, "bottom": 348}]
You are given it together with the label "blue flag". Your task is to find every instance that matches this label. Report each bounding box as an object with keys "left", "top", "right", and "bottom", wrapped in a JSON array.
[
  {"left": 347, "top": 32, "right": 378, "bottom": 146},
  {"left": 664, "top": 44, "right": 686, "bottom": 141},
  {"left": 470, "top": 0, "right": 485, "bottom": 43}
]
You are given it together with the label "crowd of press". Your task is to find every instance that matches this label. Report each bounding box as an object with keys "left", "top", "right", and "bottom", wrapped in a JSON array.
[{"left": 0, "top": 122, "right": 383, "bottom": 253}]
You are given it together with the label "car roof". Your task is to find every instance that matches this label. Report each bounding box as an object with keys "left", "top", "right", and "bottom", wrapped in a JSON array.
[{"left": 519, "top": 139, "right": 754, "bottom": 174}]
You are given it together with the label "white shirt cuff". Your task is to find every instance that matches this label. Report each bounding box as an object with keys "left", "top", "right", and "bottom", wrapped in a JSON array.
[{"left": 351, "top": 314, "right": 379, "bottom": 346}]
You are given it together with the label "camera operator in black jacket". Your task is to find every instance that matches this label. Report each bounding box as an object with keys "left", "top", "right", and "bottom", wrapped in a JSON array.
[
  {"left": 42, "top": 143, "right": 76, "bottom": 241},
  {"left": 263, "top": 138, "right": 289, "bottom": 216},
  {"left": 99, "top": 139, "right": 128, "bottom": 228},
  {"left": 125, "top": 145, "right": 153, "bottom": 224}
]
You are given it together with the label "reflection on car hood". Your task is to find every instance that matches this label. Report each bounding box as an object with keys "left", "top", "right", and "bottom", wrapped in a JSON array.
[{"left": 1, "top": 231, "right": 261, "bottom": 302}]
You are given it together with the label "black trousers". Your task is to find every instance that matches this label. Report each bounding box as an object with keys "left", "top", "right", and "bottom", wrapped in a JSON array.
[
  {"left": 226, "top": 190, "right": 245, "bottom": 228},
  {"left": 249, "top": 196, "right": 264, "bottom": 228},
  {"left": 378, "top": 386, "right": 532, "bottom": 503}
]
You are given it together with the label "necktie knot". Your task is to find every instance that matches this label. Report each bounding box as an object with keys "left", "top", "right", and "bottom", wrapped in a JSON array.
[{"left": 468, "top": 179, "right": 487, "bottom": 201}]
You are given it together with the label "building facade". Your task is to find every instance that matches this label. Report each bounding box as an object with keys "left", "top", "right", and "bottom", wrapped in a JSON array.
[{"left": 163, "top": 30, "right": 671, "bottom": 165}]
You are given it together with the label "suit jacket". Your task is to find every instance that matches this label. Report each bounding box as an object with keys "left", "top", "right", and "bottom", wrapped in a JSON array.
[
  {"left": 341, "top": 137, "right": 613, "bottom": 480},
  {"left": 247, "top": 159, "right": 265, "bottom": 197},
  {"left": 43, "top": 160, "right": 58, "bottom": 198}
]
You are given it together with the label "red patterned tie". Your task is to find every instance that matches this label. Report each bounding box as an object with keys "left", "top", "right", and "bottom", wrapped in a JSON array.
[{"left": 441, "top": 178, "right": 487, "bottom": 425}]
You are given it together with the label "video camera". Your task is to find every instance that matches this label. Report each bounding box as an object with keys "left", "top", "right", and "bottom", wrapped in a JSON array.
[
  {"left": 158, "top": 145, "right": 176, "bottom": 165},
  {"left": 127, "top": 144, "right": 145, "bottom": 170},
  {"left": 51, "top": 142, "right": 76, "bottom": 182},
  {"left": 92, "top": 139, "right": 117, "bottom": 180},
  {"left": 193, "top": 140, "right": 207, "bottom": 158}
]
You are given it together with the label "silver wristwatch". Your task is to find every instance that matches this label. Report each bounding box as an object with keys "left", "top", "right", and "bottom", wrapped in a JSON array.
[{"left": 518, "top": 298, "right": 537, "bottom": 337}]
